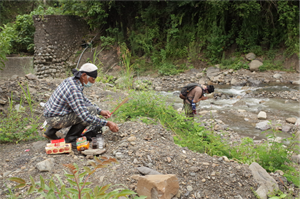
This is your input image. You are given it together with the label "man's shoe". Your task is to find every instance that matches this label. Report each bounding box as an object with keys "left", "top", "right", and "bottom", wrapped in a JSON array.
[{"left": 43, "top": 127, "right": 61, "bottom": 140}]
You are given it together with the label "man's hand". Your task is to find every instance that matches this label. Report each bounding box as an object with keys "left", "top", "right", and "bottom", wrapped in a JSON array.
[
  {"left": 191, "top": 102, "right": 197, "bottom": 114},
  {"left": 100, "top": 110, "right": 111, "bottom": 119},
  {"left": 106, "top": 121, "right": 119, "bottom": 132}
]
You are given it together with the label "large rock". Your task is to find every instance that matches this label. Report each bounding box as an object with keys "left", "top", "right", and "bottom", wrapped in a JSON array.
[
  {"left": 249, "top": 162, "right": 278, "bottom": 199},
  {"left": 136, "top": 174, "right": 179, "bottom": 199},
  {"left": 257, "top": 111, "right": 267, "bottom": 119},
  {"left": 245, "top": 53, "right": 256, "bottom": 61},
  {"left": 273, "top": 73, "right": 282, "bottom": 79},
  {"left": 230, "top": 78, "right": 247, "bottom": 86},
  {"left": 206, "top": 67, "right": 220, "bottom": 80},
  {"left": 249, "top": 60, "right": 263, "bottom": 71},
  {"left": 286, "top": 117, "right": 297, "bottom": 124},
  {"left": 36, "top": 158, "right": 55, "bottom": 172},
  {"left": 256, "top": 121, "right": 271, "bottom": 131}
]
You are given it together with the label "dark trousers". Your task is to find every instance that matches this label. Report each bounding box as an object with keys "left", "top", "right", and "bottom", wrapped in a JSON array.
[{"left": 45, "top": 106, "right": 99, "bottom": 144}]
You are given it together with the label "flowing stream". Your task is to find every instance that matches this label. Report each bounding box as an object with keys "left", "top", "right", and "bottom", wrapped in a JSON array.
[{"left": 160, "top": 84, "right": 299, "bottom": 139}]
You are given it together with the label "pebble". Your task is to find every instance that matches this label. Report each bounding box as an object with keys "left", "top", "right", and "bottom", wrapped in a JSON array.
[
  {"left": 167, "top": 157, "right": 172, "bottom": 162},
  {"left": 187, "top": 186, "right": 193, "bottom": 191},
  {"left": 202, "top": 179, "right": 206, "bottom": 182}
]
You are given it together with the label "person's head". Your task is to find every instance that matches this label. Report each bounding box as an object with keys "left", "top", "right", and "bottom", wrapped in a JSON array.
[
  {"left": 79, "top": 63, "right": 98, "bottom": 87},
  {"left": 204, "top": 85, "right": 214, "bottom": 94}
]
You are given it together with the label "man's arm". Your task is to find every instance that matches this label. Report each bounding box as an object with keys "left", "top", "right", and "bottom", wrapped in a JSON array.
[
  {"left": 67, "top": 89, "right": 107, "bottom": 127},
  {"left": 83, "top": 95, "right": 102, "bottom": 115}
]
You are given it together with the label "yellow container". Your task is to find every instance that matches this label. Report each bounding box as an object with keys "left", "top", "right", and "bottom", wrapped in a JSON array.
[{"left": 76, "top": 136, "right": 90, "bottom": 151}]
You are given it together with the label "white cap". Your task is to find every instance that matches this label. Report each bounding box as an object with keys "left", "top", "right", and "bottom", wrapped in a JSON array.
[{"left": 79, "top": 63, "right": 98, "bottom": 72}]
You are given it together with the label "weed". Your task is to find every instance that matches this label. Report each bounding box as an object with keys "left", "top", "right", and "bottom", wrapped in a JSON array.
[
  {"left": 259, "top": 60, "right": 286, "bottom": 72},
  {"left": 9, "top": 157, "right": 146, "bottom": 199},
  {"left": 0, "top": 91, "right": 40, "bottom": 143},
  {"left": 118, "top": 43, "right": 134, "bottom": 89},
  {"left": 18, "top": 83, "right": 33, "bottom": 116},
  {"left": 0, "top": 83, "right": 41, "bottom": 143}
]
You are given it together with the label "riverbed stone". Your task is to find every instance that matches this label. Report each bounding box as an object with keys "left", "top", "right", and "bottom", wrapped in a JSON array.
[
  {"left": 255, "top": 121, "right": 271, "bottom": 131},
  {"left": 257, "top": 111, "right": 267, "bottom": 119},
  {"left": 249, "top": 60, "right": 263, "bottom": 71},
  {"left": 249, "top": 162, "right": 278, "bottom": 199},
  {"left": 273, "top": 74, "right": 282, "bottom": 79},
  {"left": 282, "top": 125, "right": 292, "bottom": 133},
  {"left": 286, "top": 117, "right": 297, "bottom": 124},
  {"left": 245, "top": 53, "right": 256, "bottom": 61},
  {"left": 292, "top": 80, "right": 300, "bottom": 85},
  {"left": 294, "top": 118, "right": 300, "bottom": 126},
  {"left": 206, "top": 67, "right": 220, "bottom": 80}
]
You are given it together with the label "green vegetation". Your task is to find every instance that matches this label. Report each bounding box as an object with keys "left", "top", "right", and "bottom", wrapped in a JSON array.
[
  {"left": 0, "top": 1, "right": 299, "bottom": 73},
  {"left": 9, "top": 157, "right": 146, "bottom": 199},
  {"left": 0, "top": 84, "right": 41, "bottom": 143},
  {"left": 112, "top": 91, "right": 300, "bottom": 186},
  {"left": 0, "top": 4, "right": 62, "bottom": 69}
]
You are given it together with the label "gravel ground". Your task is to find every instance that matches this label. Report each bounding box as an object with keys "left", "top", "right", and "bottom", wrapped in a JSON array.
[{"left": 0, "top": 69, "right": 299, "bottom": 199}]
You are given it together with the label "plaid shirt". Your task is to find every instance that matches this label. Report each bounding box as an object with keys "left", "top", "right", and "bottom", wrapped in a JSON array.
[{"left": 44, "top": 77, "right": 107, "bottom": 127}]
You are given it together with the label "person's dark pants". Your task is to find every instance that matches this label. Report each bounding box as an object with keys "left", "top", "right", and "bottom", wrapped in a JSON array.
[
  {"left": 44, "top": 106, "right": 99, "bottom": 146},
  {"left": 183, "top": 101, "right": 194, "bottom": 118}
]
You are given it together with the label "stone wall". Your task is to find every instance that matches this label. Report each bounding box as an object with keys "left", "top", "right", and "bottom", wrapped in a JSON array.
[{"left": 33, "top": 15, "right": 89, "bottom": 79}]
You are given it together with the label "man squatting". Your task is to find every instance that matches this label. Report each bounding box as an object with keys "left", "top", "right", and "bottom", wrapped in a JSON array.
[{"left": 43, "top": 63, "right": 119, "bottom": 147}]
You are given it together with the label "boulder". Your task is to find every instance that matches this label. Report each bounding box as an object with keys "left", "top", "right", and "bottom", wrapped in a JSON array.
[
  {"left": 249, "top": 60, "right": 263, "bottom": 71},
  {"left": 249, "top": 162, "right": 278, "bottom": 199},
  {"left": 292, "top": 80, "right": 300, "bottom": 85},
  {"left": 273, "top": 74, "right": 282, "bottom": 79},
  {"left": 36, "top": 158, "right": 55, "bottom": 172},
  {"left": 256, "top": 121, "right": 271, "bottom": 131},
  {"left": 257, "top": 111, "right": 267, "bottom": 119},
  {"left": 245, "top": 53, "right": 256, "bottom": 61},
  {"left": 206, "top": 67, "right": 220, "bottom": 80},
  {"left": 136, "top": 174, "right": 179, "bottom": 199},
  {"left": 286, "top": 117, "right": 297, "bottom": 124}
]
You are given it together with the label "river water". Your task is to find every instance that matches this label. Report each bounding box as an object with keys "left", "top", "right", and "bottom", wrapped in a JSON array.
[{"left": 160, "top": 83, "right": 299, "bottom": 139}]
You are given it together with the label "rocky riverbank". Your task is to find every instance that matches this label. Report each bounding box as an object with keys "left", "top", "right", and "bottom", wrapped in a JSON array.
[{"left": 0, "top": 69, "right": 299, "bottom": 198}]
